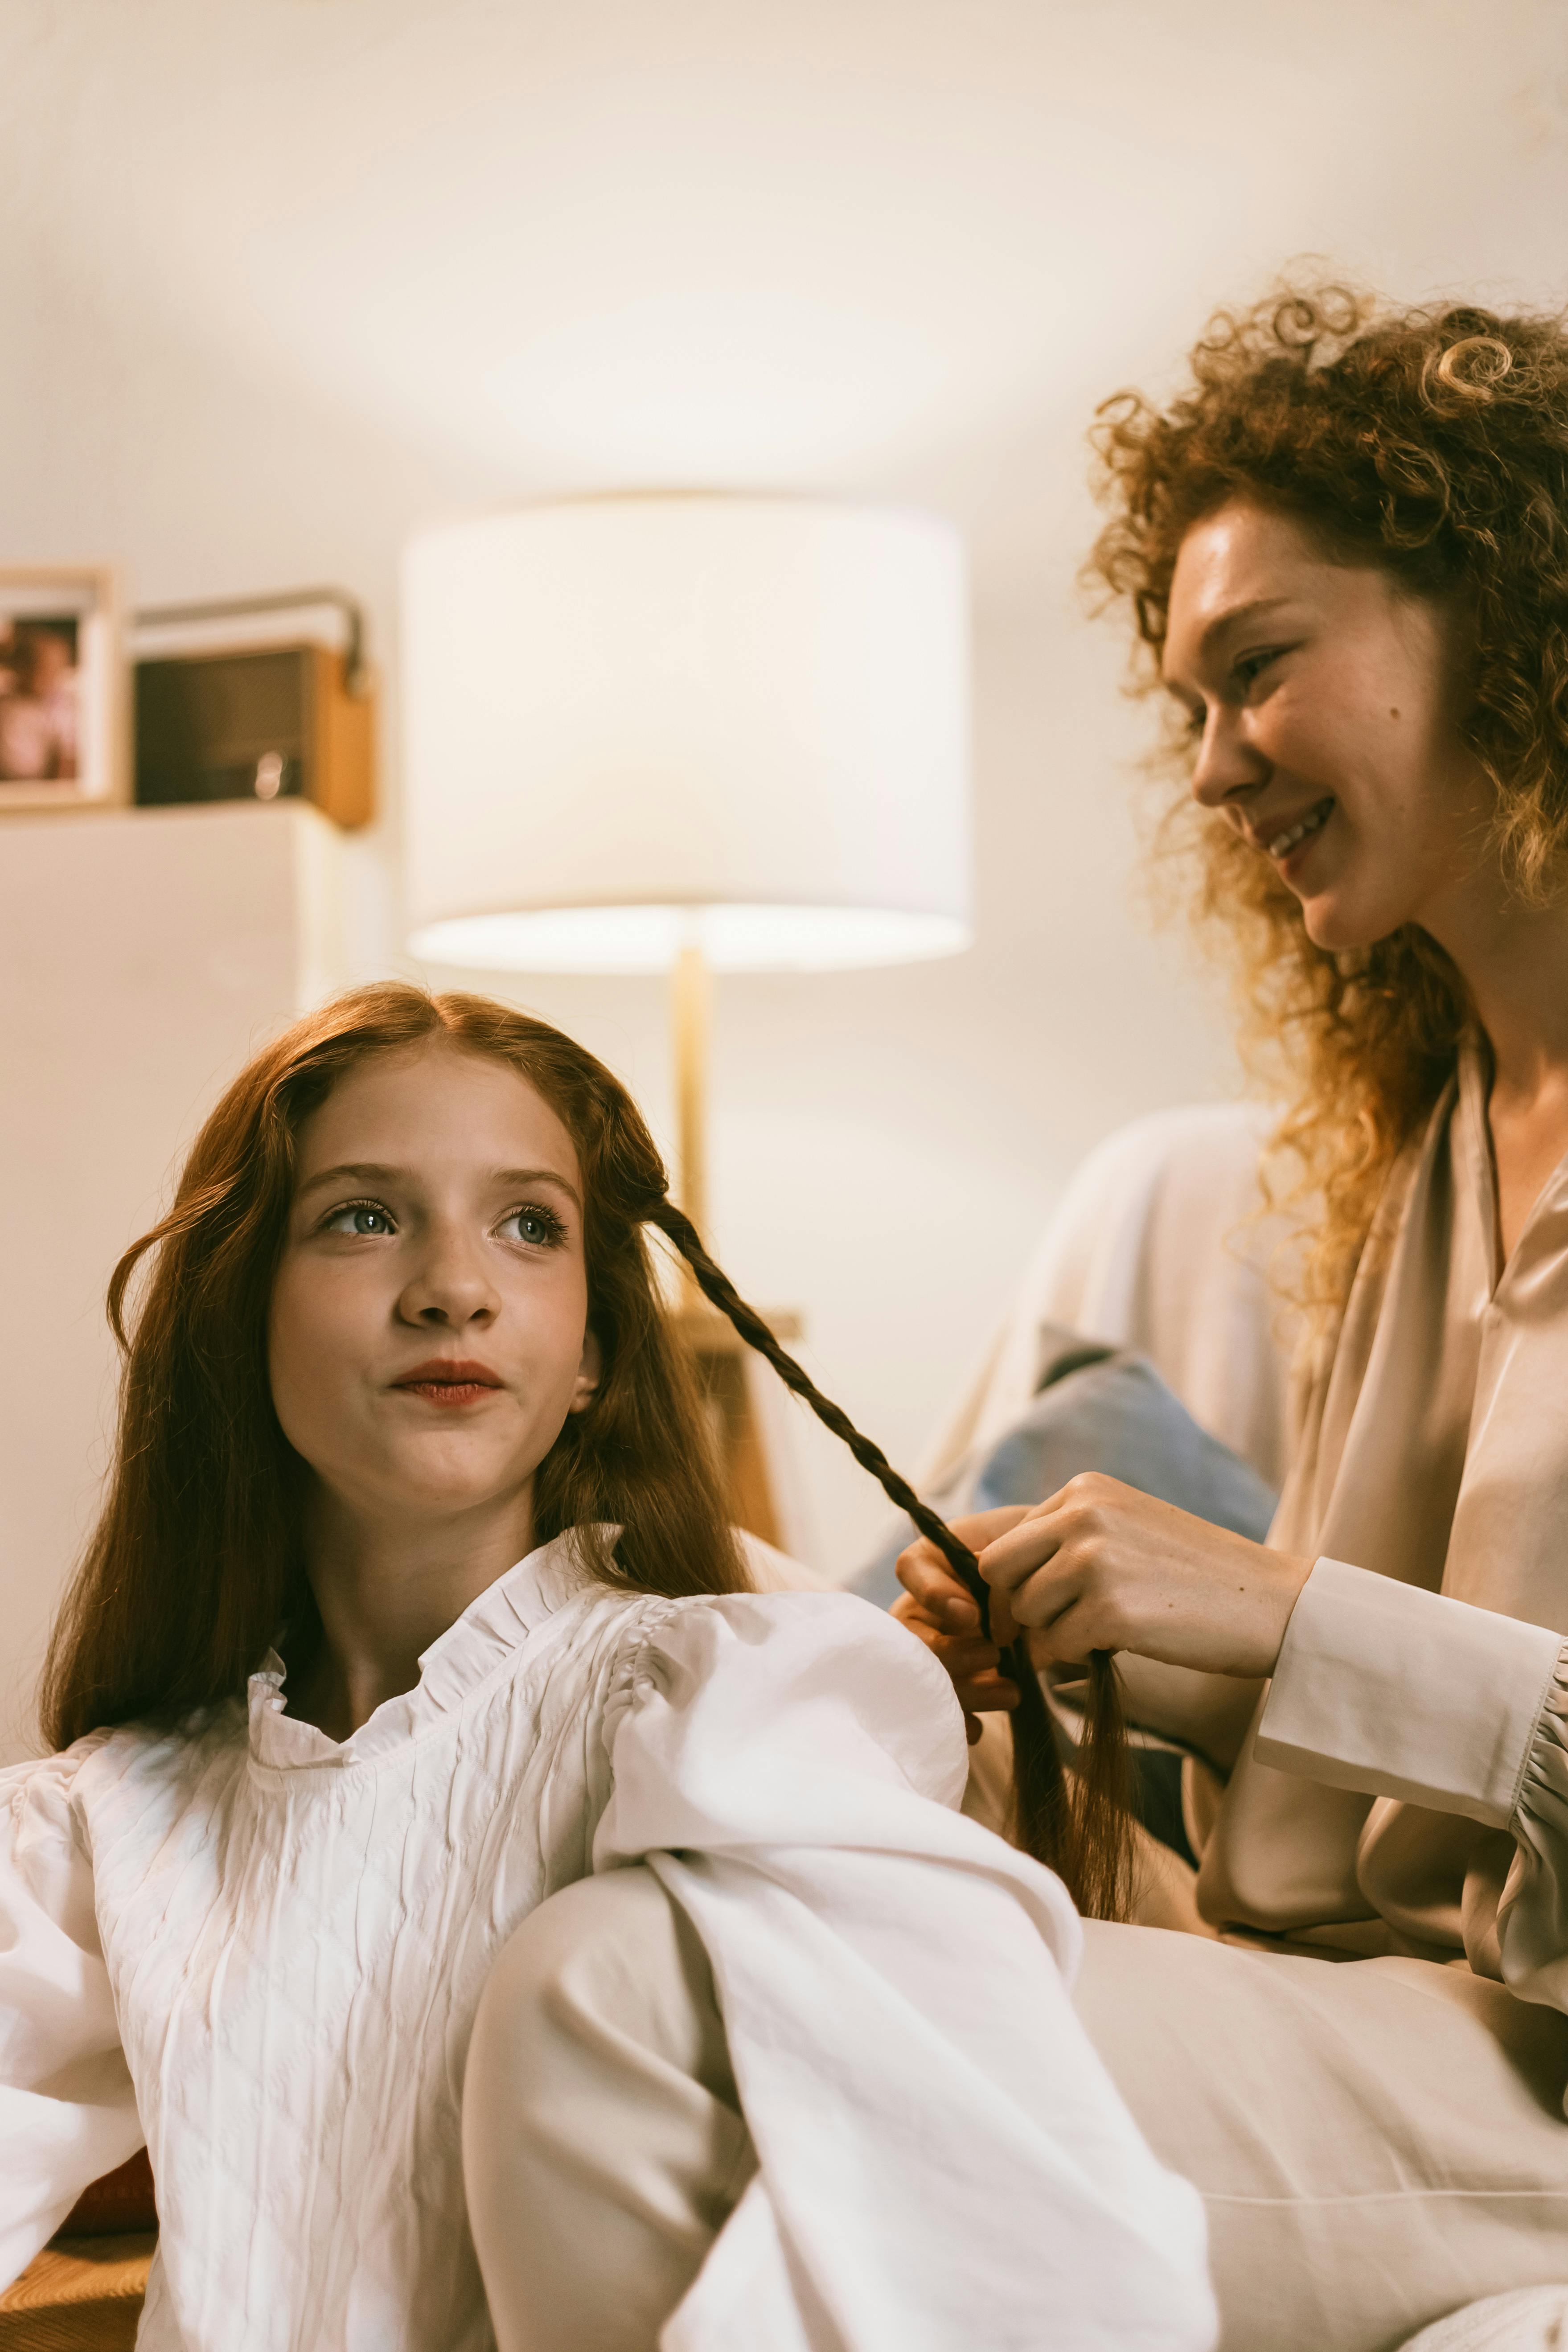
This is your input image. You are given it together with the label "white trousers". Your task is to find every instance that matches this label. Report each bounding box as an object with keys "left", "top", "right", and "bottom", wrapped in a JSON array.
[
  {"left": 462, "top": 1869, "right": 755, "bottom": 2352},
  {"left": 1074, "top": 1922, "right": 1568, "bottom": 2352},
  {"left": 461, "top": 1866, "right": 1568, "bottom": 2352}
]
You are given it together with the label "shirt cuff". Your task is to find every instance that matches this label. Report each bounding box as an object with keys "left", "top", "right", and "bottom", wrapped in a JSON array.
[{"left": 1255, "top": 1556, "right": 1565, "bottom": 1829}]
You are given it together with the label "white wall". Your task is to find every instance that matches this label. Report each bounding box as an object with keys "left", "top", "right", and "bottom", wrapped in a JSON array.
[
  {"left": 3, "top": 0, "right": 1567, "bottom": 1729},
  {"left": 0, "top": 805, "right": 342, "bottom": 1760}
]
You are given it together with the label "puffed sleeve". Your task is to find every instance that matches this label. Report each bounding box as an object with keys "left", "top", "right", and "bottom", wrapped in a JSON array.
[
  {"left": 1255, "top": 1557, "right": 1568, "bottom": 2007},
  {"left": 0, "top": 1746, "right": 144, "bottom": 2286},
  {"left": 595, "top": 1589, "right": 1217, "bottom": 2352}
]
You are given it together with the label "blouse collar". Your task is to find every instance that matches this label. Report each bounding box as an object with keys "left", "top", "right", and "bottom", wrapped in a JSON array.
[
  {"left": 1453, "top": 1030, "right": 1568, "bottom": 1298},
  {"left": 1453, "top": 1033, "right": 1499, "bottom": 1284},
  {"left": 246, "top": 1526, "right": 611, "bottom": 1770}
]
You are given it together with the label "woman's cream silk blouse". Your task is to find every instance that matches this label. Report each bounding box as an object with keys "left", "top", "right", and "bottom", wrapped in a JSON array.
[
  {"left": 0, "top": 1535, "right": 1215, "bottom": 2352},
  {"left": 1182, "top": 1043, "right": 1568, "bottom": 2008}
]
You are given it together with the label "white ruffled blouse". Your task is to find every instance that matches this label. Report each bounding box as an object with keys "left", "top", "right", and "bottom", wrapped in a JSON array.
[{"left": 0, "top": 1535, "right": 1215, "bottom": 2352}]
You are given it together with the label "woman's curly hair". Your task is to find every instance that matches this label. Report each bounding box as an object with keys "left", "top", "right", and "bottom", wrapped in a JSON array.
[{"left": 1088, "top": 283, "right": 1568, "bottom": 1313}]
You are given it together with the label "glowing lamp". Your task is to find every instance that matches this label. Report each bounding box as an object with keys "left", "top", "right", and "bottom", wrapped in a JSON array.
[{"left": 403, "top": 493, "right": 971, "bottom": 1236}]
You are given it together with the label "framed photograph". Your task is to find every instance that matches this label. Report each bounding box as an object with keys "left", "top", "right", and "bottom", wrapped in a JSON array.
[{"left": 0, "top": 566, "right": 126, "bottom": 811}]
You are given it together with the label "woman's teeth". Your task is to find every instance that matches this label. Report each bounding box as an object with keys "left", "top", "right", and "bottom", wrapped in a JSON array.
[{"left": 1266, "top": 801, "right": 1332, "bottom": 859}]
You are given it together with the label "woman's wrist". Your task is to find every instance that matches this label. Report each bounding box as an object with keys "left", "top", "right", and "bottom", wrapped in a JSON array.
[{"left": 1252, "top": 1549, "right": 1315, "bottom": 1679}]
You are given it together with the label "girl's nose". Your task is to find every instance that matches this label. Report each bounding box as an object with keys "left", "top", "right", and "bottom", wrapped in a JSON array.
[{"left": 399, "top": 1230, "right": 500, "bottom": 1328}]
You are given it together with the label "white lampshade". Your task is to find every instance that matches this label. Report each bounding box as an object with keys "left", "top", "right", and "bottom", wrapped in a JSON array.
[{"left": 402, "top": 494, "right": 970, "bottom": 973}]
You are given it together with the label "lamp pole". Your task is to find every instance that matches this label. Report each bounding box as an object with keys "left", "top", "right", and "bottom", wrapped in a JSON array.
[
  {"left": 671, "top": 935, "right": 710, "bottom": 1257},
  {"left": 665, "top": 934, "right": 797, "bottom": 1543}
]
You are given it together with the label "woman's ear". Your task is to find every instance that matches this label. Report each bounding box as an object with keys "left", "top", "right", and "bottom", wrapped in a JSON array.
[{"left": 568, "top": 1327, "right": 603, "bottom": 1416}]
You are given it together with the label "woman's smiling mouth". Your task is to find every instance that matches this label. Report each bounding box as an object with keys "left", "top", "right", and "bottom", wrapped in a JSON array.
[{"left": 1263, "top": 798, "right": 1334, "bottom": 862}]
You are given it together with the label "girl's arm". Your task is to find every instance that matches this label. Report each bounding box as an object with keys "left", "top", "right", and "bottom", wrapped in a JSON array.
[
  {"left": 0, "top": 1749, "right": 143, "bottom": 2284},
  {"left": 593, "top": 1589, "right": 1218, "bottom": 2352}
]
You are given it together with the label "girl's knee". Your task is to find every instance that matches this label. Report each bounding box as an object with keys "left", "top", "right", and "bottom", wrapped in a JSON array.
[{"left": 468, "top": 1865, "right": 734, "bottom": 2102}]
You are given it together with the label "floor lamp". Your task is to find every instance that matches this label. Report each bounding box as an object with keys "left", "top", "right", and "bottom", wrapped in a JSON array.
[{"left": 403, "top": 493, "right": 971, "bottom": 1547}]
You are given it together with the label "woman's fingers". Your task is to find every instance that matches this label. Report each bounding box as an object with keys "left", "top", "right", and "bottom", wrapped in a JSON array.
[
  {"left": 978, "top": 1501, "right": 1073, "bottom": 1619},
  {"left": 949, "top": 1658, "right": 1021, "bottom": 1713},
  {"left": 895, "top": 1506, "right": 1034, "bottom": 1632},
  {"left": 892, "top": 1597, "right": 999, "bottom": 1676},
  {"left": 895, "top": 1539, "right": 980, "bottom": 1631},
  {"left": 986, "top": 1587, "right": 1021, "bottom": 1649},
  {"left": 895, "top": 1561, "right": 1022, "bottom": 1650},
  {"left": 960, "top": 1665, "right": 1021, "bottom": 1711},
  {"left": 892, "top": 1590, "right": 944, "bottom": 1640},
  {"left": 975, "top": 1472, "right": 1315, "bottom": 1677},
  {"left": 891, "top": 1595, "right": 1020, "bottom": 1713}
]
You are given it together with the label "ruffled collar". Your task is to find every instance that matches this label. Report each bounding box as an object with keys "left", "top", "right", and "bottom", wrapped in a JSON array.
[{"left": 246, "top": 1527, "right": 609, "bottom": 1770}]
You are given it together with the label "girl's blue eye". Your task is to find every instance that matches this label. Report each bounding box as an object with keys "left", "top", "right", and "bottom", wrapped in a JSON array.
[{"left": 327, "top": 1203, "right": 394, "bottom": 1237}]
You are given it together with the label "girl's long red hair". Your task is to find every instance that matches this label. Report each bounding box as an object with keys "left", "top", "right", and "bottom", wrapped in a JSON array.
[
  {"left": 41, "top": 984, "right": 1133, "bottom": 1917},
  {"left": 40, "top": 987, "right": 746, "bottom": 1750}
]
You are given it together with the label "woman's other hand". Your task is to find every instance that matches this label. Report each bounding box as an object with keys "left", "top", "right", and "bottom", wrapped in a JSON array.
[
  {"left": 980, "top": 1474, "right": 1312, "bottom": 1680},
  {"left": 892, "top": 1506, "right": 1031, "bottom": 1744}
]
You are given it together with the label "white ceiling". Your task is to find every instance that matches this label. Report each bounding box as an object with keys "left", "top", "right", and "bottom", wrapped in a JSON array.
[{"left": 6, "top": 0, "right": 1568, "bottom": 597}]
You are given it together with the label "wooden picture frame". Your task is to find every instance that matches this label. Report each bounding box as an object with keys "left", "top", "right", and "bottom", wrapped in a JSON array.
[{"left": 0, "top": 566, "right": 127, "bottom": 812}]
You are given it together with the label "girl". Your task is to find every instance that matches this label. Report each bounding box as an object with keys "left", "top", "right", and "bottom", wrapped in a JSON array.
[
  {"left": 0, "top": 985, "right": 1213, "bottom": 2352},
  {"left": 895, "top": 289, "right": 1568, "bottom": 2348}
]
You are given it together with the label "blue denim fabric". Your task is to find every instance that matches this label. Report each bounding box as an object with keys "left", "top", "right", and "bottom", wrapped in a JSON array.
[{"left": 847, "top": 1337, "right": 1278, "bottom": 1615}]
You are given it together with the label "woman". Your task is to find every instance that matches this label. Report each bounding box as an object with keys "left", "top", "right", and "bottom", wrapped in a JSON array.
[
  {"left": 0, "top": 985, "right": 1211, "bottom": 2352},
  {"left": 498, "top": 290, "right": 1568, "bottom": 2352},
  {"left": 893, "top": 288, "right": 1568, "bottom": 2347}
]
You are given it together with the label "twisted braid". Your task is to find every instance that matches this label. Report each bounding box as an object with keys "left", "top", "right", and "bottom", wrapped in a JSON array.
[
  {"left": 649, "top": 1199, "right": 1134, "bottom": 1920},
  {"left": 650, "top": 1202, "right": 983, "bottom": 1601}
]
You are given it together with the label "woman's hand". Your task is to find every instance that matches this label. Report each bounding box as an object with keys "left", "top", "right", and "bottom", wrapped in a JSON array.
[
  {"left": 978, "top": 1474, "right": 1312, "bottom": 1680},
  {"left": 891, "top": 1506, "right": 1031, "bottom": 1744}
]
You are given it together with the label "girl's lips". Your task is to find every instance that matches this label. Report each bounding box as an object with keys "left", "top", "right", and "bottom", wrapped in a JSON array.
[
  {"left": 391, "top": 1360, "right": 503, "bottom": 1408},
  {"left": 397, "top": 1380, "right": 500, "bottom": 1408}
]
